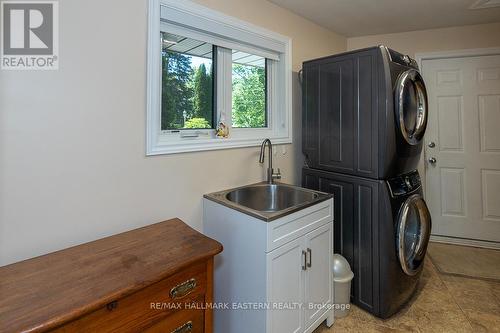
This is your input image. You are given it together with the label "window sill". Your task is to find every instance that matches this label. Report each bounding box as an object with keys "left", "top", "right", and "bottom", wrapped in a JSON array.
[{"left": 146, "top": 135, "right": 292, "bottom": 155}]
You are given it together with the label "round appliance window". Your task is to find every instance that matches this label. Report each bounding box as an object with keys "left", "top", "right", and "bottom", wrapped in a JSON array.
[
  {"left": 397, "top": 194, "right": 431, "bottom": 276},
  {"left": 395, "top": 69, "right": 428, "bottom": 145}
]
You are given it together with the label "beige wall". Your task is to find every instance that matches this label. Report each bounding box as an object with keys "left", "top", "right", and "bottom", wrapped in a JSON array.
[
  {"left": 347, "top": 22, "right": 500, "bottom": 57},
  {"left": 0, "top": 0, "right": 345, "bottom": 265},
  {"left": 194, "top": 0, "right": 346, "bottom": 71}
]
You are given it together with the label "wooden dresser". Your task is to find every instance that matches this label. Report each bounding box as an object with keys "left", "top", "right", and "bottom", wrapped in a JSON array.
[{"left": 0, "top": 219, "right": 222, "bottom": 333}]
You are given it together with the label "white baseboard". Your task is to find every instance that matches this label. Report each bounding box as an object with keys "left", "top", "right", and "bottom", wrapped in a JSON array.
[{"left": 430, "top": 235, "right": 500, "bottom": 250}]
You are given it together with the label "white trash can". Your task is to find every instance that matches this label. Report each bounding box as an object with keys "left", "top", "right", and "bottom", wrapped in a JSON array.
[{"left": 332, "top": 254, "right": 354, "bottom": 318}]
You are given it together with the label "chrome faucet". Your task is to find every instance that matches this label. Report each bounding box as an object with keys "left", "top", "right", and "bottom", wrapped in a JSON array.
[{"left": 259, "top": 139, "right": 281, "bottom": 184}]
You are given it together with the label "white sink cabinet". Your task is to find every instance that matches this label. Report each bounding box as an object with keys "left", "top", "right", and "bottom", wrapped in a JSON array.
[{"left": 203, "top": 197, "right": 334, "bottom": 333}]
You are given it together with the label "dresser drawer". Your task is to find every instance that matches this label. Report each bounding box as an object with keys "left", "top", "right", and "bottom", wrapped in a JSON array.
[
  {"left": 53, "top": 261, "right": 207, "bottom": 332},
  {"left": 143, "top": 297, "right": 205, "bottom": 333}
]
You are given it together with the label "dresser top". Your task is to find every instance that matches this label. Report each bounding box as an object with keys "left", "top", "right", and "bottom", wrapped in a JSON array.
[{"left": 0, "top": 219, "right": 222, "bottom": 333}]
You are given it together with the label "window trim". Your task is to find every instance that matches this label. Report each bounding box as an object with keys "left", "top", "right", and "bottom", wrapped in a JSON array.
[{"left": 146, "top": 0, "right": 292, "bottom": 155}]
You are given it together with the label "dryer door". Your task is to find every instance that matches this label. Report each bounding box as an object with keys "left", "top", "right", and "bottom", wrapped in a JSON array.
[
  {"left": 396, "top": 194, "right": 432, "bottom": 276},
  {"left": 395, "top": 69, "right": 428, "bottom": 145}
]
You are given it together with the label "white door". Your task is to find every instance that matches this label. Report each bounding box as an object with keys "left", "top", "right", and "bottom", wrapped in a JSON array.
[
  {"left": 267, "top": 236, "right": 304, "bottom": 333},
  {"left": 422, "top": 53, "right": 500, "bottom": 243},
  {"left": 303, "top": 223, "right": 332, "bottom": 329}
]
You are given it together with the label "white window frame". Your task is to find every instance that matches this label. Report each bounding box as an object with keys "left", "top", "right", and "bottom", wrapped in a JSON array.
[{"left": 146, "top": 0, "right": 292, "bottom": 155}]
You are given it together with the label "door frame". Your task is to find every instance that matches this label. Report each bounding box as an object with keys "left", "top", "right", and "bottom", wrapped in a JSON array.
[{"left": 415, "top": 47, "right": 500, "bottom": 249}]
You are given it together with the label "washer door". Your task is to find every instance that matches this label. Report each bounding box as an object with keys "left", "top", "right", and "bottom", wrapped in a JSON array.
[
  {"left": 395, "top": 69, "right": 428, "bottom": 145},
  {"left": 396, "top": 194, "right": 432, "bottom": 276}
]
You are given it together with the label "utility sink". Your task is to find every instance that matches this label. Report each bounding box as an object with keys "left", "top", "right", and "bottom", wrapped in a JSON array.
[
  {"left": 204, "top": 182, "right": 332, "bottom": 221},
  {"left": 226, "top": 184, "right": 319, "bottom": 212}
]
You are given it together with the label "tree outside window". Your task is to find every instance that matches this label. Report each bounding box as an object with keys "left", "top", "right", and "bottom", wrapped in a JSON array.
[{"left": 161, "top": 33, "right": 268, "bottom": 131}]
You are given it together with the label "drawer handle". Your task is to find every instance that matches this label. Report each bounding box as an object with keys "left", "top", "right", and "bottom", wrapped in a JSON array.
[
  {"left": 171, "top": 321, "right": 193, "bottom": 333},
  {"left": 170, "top": 278, "right": 197, "bottom": 299},
  {"left": 106, "top": 300, "right": 118, "bottom": 311}
]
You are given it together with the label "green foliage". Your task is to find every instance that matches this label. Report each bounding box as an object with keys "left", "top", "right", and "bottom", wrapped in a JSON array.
[
  {"left": 193, "top": 64, "right": 213, "bottom": 123},
  {"left": 161, "top": 50, "right": 194, "bottom": 130},
  {"left": 232, "top": 63, "right": 266, "bottom": 128},
  {"left": 184, "top": 117, "right": 211, "bottom": 129},
  {"left": 161, "top": 47, "right": 266, "bottom": 130},
  {"left": 161, "top": 49, "right": 213, "bottom": 130}
]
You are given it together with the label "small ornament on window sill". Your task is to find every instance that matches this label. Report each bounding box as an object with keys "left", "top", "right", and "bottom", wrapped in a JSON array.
[{"left": 216, "top": 116, "right": 229, "bottom": 138}]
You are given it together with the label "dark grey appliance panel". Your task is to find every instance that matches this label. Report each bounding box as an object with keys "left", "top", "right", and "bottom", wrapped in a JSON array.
[
  {"left": 302, "top": 63, "right": 319, "bottom": 166},
  {"left": 318, "top": 58, "right": 354, "bottom": 173},
  {"left": 302, "top": 167, "right": 380, "bottom": 315},
  {"left": 318, "top": 176, "right": 354, "bottom": 267},
  {"left": 302, "top": 48, "right": 380, "bottom": 178}
]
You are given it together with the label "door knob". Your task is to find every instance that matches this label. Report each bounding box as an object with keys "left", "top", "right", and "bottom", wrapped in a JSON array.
[
  {"left": 428, "top": 157, "right": 437, "bottom": 164},
  {"left": 428, "top": 141, "right": 435, "bottom": 148}
]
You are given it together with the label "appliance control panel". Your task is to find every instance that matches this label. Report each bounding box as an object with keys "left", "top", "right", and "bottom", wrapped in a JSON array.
[
  {"left": 386, "top": 48, "right": 418, "bottom": 69},
  {"left": 387, "top": 170, "right": 421, "bottom": 197}
]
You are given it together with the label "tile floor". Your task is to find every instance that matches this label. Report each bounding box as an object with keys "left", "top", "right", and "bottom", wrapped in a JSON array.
[
  {"left": 314, "top": 243, "right": 500, "bottom": 333},
  {"left": 428, "top": 242, "right": 500, "bottom": 281}
]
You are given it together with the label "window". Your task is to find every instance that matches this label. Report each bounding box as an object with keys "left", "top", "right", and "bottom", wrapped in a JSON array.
[
  {"left": 232, "top": 51, "right": 267, "bottom": 128},
  {"left": 147, "top": 0, "right": 292, "bottom": 155},
  {"left": 161, "top": 32, "right": 215, "bottom": 130}
]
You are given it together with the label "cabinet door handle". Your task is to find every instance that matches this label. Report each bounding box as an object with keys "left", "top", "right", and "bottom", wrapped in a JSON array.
[
  {"left": 170, "top": 278, "right": 197, "bottom": 299},
  {"left": 307, "top": 248, "right": 312, "bottom": 268},
  {"left": 302, "top": 250, "right": 307, "bottom": 270},
  {"left": 171, "top": 321, "right": 193, "bottom": 333}
]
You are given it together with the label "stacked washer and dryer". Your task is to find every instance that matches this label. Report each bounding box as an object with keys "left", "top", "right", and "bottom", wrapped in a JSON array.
[{"left": 301, "top": 46, "right": 432, "bottom": 318}]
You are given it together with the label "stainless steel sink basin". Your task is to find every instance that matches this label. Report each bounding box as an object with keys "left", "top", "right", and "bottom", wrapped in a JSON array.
[
  {"left": 226, "top": 184, "right": 318, "bottom": 212},
  {"left": 204, "top": 183, "right": 332, "bottom": 222}
]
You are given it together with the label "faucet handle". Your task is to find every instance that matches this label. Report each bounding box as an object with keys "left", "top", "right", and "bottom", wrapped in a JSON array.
[{"left": 273, "top": 168, "right": 282, "bottom": 180}]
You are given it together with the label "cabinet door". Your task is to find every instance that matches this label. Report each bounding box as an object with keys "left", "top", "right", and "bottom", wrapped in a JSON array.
[
  {"left": 267, "top": 237, "right": 305, "bottom": 333},
  {"left": 304, "top": 223, "right": 333, "bottom": 329}
]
